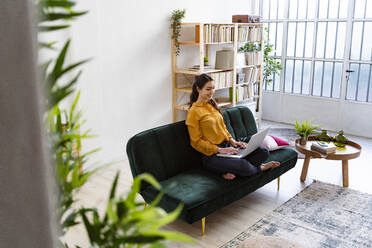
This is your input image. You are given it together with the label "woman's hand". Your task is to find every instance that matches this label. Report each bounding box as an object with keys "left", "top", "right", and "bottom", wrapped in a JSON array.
[
  {"left": 218, "top": 147, "right": 239, "bottom": 154},
  {"left": 229, "top": 138, "right": 247, "bottom": 149}
]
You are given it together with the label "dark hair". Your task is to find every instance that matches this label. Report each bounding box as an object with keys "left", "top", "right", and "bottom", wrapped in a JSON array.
[{"left": 189, "top": 73, "right": 221, "bottom": 112}]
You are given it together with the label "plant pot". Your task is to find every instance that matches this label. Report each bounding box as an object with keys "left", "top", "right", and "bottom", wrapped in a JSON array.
[
  {"left": 299, "top": 136, "right": 307, "bottom": 145},
  {"left": 245, "top": 52, "right": 255, "bottom": 65}
]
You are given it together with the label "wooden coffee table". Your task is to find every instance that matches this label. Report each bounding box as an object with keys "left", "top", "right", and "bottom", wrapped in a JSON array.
[{"left": 295, "top": 136, "right": 362, "bottom": 187}]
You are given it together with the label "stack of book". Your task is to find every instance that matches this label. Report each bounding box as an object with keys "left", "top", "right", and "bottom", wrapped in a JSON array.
[
  {"left": 210, "top": 71, "right": 233, "bottom": 89},
  {"left": 238, "top": 27, "right": 262, "bottom": 42},
  {"left": 243, "top": 67, "right": 260, "bottom": 83},
  {"left": 196, "top": 24, "right": 234, "bottom": 43},
  {"left": 311, "top": 141, "right": 337, "bottom": 154}
]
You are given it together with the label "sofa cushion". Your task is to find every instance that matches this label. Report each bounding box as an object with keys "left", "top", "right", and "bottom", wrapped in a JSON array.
[
  {"left": 222, "top": 106, "right": 258, "bottom": 140},
  {"left": 141, "top": 147, "right": 298, "bottom": 223}
]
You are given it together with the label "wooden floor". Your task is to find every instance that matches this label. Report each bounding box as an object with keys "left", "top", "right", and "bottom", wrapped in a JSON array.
[{"left": 64, "top": 121, "right": 372, "bottom": 247}]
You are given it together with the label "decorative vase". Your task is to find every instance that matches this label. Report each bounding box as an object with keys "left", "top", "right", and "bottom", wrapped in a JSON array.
[
  {"left": 316, "top": 129, "right": 332, "bottom": 142},
  {"left": 334, "top": 130, "right": 348, "bottom": 148},
  {"left": 299, "top": 136, "right": 307, "bottom": 145}
]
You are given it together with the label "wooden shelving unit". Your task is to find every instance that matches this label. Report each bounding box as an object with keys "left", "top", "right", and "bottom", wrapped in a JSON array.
[{"left": 172, "top": 22, "right": 264, "bottom": 126}]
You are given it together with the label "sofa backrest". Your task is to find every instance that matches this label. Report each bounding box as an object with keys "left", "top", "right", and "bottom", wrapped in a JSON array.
[
  {"left": 126, "top": 121, "right": 202, "bottom": 182},
  {"left": 126, "top": 106, "right": 257, "bottom": 182},
  {"left": 222, "top": 106, "right": 258, "bottom": 140}
]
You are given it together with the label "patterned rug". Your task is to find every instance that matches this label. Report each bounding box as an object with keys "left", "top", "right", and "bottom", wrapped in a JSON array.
[
  {"left": 221, "top": 181, "right": 372, "bottom": 248},
  {"left": 268, "top": 128, "right": 305, "bottom": 159}
]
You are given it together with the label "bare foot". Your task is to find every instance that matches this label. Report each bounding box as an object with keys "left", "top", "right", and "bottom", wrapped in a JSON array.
[
  {"left": 223, "top": 173, "right": 236, "bottom": 180},
  {"left": 260, "top": 161, "right": 280, "bottom": 171}
]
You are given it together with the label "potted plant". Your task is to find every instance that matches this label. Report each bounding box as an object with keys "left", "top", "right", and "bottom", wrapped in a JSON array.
[
  {"left": 294, "top": 119, "right": 320, "bottom": 145},
  {"left": 170, "top": 9, "right": 186, "bottom": 56},
  {"left": 239, "top": 42, "right": 258, "bottom": 65},
  {"left": 204, "top": 56, "right": 210, "bottom": 66}
]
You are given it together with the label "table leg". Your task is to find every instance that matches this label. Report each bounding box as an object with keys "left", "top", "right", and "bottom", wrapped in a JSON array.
[
  {"left": 300, "top": 155, "right": 311, "bottom": 182},
  {"left": 342, "top": 160, "right": 349, "bottom": 187}
]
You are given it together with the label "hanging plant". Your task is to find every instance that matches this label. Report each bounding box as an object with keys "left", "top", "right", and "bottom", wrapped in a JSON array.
[{"left": 171, "top": 9, "right": 186, "bottom": 56}]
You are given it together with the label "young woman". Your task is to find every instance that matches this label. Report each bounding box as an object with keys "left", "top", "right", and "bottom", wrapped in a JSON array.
[{"left": 186, "top": 74, "right": 280, "bottom": 180}]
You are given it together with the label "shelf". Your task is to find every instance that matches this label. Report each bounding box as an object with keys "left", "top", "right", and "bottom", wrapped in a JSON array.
[
  {"left": 181, "top": 22, "right": 263, "bottom": 26},
  {"left": 236, "top": 64, "right": 261, "bottom": 69},
  {"left": 216, "top": 101, "right": 232, "bottom": 108},
  {"left": 236, "top": 82, "right": 251, "bottom": 86},
  {"left": 178, "top": 42, "right": 199, "bottom": 45},
  {"left": 176, "top": 86, "right": 231, "bottom": 93},
  {"left": 175, "top": 68, "right": 233, "bottom": 75},
  {"left": 176, "top": 87, "right": 192, "bottom": 93},
  {"left": 238, "top": 40, "right": 262, "bottom": 43},
  {"left": 179, "top": 42, "right": 233, "bottom": 45},
  {"left": 237, "top": 23, "right": 264, "bottom": 27},
  {"left": 205, "top": 42, "right": 233, "bottom": 45}
]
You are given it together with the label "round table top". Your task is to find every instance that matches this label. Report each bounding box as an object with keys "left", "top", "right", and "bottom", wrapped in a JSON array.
[{"left": 295, "top": 136, "right": 362, "bottom": 160}]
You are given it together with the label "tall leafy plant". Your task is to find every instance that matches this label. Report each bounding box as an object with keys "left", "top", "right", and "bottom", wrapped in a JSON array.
[
  {"left": 37, "top": 0, "right": 95, "bottom": 237},
  {"left": 37, "top": 1, "right": 192, "bottom": 247},
  {"left": 262, "top": 28, "right": 282, "bottom": 86}
]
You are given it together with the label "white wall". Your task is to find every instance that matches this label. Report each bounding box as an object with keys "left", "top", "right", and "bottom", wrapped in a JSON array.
[
  {"left": 69, "top": 0, "right": 258, "bottom": 164},
  {"left": 262, "top": 91, "right": 372, "bottom": 138}
]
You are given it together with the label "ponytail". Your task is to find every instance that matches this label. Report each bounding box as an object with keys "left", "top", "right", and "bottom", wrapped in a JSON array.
[{"left": 189, "top": 74, "right": 221, "bottom": 113}]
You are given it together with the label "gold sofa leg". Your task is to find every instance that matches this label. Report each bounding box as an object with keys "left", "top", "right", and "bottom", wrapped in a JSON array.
[
  {"left": 277, "top": 177, "right": 280, "bottom": 190},
  {"left": 201, "top": 217, "right": 205, "bottom": 236}
]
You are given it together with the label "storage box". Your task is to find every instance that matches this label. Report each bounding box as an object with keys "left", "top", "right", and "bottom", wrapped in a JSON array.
[
  {"left": 232, "top": 15, "right": 261, "bottom": 23},
  {"left": 215, "top": 49, "right": 234, "bottom": 69}
]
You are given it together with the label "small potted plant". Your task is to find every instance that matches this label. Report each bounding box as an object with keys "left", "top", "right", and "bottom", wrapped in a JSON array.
[
  {"left": 204, "top": 56, "right": 210, "bottom": 66},
  {"left": 294, "top": 119, "right": 320, "bottom": 145}
]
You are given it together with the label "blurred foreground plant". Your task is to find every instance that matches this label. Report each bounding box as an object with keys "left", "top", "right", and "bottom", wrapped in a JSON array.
[
  {"left": 36, "top": 1, "right": 193, "bottom": 247},
  {"left": 79, "top": 173, "right": 194, "bottom": 248}
]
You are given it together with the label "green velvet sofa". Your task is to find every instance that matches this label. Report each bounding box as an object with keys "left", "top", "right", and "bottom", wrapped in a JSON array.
[{"left": 126, "top": 106, "right": 298, "bottom": 224}]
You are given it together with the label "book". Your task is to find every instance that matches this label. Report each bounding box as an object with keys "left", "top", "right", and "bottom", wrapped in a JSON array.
[{"left": 311, "top": 141, "right": 337, "bottom": 154}]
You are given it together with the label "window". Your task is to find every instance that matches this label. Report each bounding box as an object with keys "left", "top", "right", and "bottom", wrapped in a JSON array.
[{"left": 260, "top": 0, "right": 372, "bottom": 102}]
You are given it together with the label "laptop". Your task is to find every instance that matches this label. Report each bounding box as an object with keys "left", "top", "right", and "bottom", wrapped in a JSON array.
[{"left": 217, "top": 128, "right": 270, "bottom": 158}]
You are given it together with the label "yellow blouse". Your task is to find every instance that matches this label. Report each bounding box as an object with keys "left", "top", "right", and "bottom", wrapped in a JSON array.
[{"left": 186, "top": 102, "right": 232, "bottom": 156}]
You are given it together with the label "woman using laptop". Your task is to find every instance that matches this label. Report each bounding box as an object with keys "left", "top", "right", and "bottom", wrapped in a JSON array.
[{"left": 186, "top": 74, "right": 280, "bottom": 180}]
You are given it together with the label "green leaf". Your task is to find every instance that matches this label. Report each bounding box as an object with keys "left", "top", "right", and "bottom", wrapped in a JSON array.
[
  {"left": 150, "top": 243, "right": 166, "bottom": 248},
  {"left": 70, "top": 165, "right": 80, "bottom": 187},
  {"left": 80, "top": 209, "right": 99, "bottom": 243},
  {"left": 41, "top": 11, "right": 88, "bottom": 22},
  {"left": 106, "top": 200, "right": 119, "bottom": 223},
  {"left": 39, "top": 24, "right": 70, "bottom": 32},
  {"left": 39, "top": 0, "right": 76, "bottom": 8},
  {"left": 62, "top": 210, "right": 79, "bottom": 228},
  {"left": 61, "top": 59, "right": 91, "bottom": 76},
  {"left": 152, "top": 204, "right": 183, "bottom": 229},
  {"left": 39, "top": 41, "right": 57, "bottom": 50},
  {"left": 109, "top": 172, "right": 120, "bottom": 200},
  {"left": 49, "top": 40, "right": 70, "bottom": 87}
]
